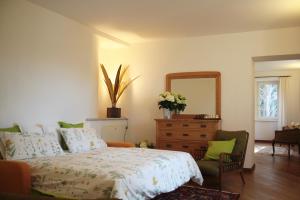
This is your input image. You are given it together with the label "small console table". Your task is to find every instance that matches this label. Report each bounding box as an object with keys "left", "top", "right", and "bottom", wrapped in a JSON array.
[
  {"left": 86, "top": 118, "right": 128, "bottom": 142},
  {"left": 272, "top": 129, "right": 300, "bottom": 159}
]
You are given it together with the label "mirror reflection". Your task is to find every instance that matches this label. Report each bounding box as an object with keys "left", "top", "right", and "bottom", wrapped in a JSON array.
[{"left": 171, "top": 78, "right": 216, "bottom": 115}]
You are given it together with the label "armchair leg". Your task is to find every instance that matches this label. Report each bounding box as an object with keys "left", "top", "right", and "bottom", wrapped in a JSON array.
[
  {"left": 240, "top": 170, "right": 245, "bottom": 184},
  {"left": 219, "top": 173, "right": 222, "bottom": 191},
  {"left": 288, "top": 144, "right": 291, "bottom": 159}
]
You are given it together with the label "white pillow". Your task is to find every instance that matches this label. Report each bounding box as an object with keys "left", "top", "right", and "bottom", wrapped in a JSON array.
[
  {"left": 19, "top": 124, "right": 44, "bottom": 135},
  {"left": 41, "top": 124, "right": 62, "bottom": 144},
  {"left": 0, "top": 132, "right": 64, "bottom": 160},
  {"left": 59, "top": 128, "right": 107, "bottom": 153},
  {"left": 0, "top": 131, "right": 21, "bottom": 160}
]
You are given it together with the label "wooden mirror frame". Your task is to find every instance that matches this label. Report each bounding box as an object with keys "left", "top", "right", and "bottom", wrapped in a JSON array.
[{"left": 166, "top": 71, "right": 221, "bottom": 118}]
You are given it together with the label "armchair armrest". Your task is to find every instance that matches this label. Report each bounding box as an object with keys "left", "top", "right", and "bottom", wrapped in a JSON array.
[
  {"left": 219, "top": 153, "right": 243, "bottom": 171},
  {"left": 0, "top": 160, "right": 31, "bottom": 195},
  {"left": 192, "top": 146, "right": 208, "bottom": 160},
  {"left": 107, "top": 141, "right": 135, "bottom": 148}
]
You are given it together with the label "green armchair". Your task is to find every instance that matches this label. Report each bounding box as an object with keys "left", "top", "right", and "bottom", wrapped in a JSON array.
[{"left": 195, "top": 130, "right": 249, "bottom": 190}]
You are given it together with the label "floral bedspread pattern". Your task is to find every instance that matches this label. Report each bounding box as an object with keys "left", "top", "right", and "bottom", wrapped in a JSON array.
[{"left": 26, "top": 148, "right": 203, "bottom": 200}]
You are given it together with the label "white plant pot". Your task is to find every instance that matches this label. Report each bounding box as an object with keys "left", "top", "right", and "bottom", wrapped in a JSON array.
[{"left": 163, "top": 109, "right": 173, "bottom": 119}]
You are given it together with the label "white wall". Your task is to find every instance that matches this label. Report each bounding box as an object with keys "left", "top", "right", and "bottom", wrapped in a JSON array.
[
  {"left": 255, "top": 69, "right": 300, "bottom": 140},
  {"left": 99, "top": 27, "right": 300, "bottom": 168},
  {"left": 0, "top": 0, "right": 99, "bottom": 128},
  {"left": 255, "top": 121, "right": 278, "bottom": 140}
]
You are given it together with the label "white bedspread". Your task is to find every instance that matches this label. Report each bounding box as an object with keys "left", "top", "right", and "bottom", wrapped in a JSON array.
[{"left": 26, "top": 147, "right": 203, "bottom": 200}]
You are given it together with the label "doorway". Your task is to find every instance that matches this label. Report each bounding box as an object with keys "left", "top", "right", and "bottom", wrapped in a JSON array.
[{"left": 253, "top": 55, "right": 300, "bottom": 156}]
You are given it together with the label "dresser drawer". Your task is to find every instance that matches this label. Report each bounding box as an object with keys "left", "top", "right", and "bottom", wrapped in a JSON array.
[
  {"left": 176, "top": 131, "right": 215, "bottom": 141},
  {"left": 158, "top": 130, "right": 215, "bottom": 141},
  {"left": 179, "top": 121, "right": 218, "bottom": 131},
  {"left": 158, "top": 141, "right": 206, "bottom": 154},
  {"left": 157, "top": 121, "right": 180, "bottom": 129},
  {"left": 158, "top": 130, "right": 178, "bottom": 139}
]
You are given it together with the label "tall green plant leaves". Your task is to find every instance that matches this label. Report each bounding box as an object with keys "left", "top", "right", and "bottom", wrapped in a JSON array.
[
  {"left": 119, "top": 65, "right": 129, "bottom": 83},
  {"left": 113, "top": 65, "right": 122, "bottom": 104},
  {"left": 100, "top": 64, "right": 115, "bottom": 105},
  {"left": 117, "top": 75, "right": 140, "bottom": 102}
]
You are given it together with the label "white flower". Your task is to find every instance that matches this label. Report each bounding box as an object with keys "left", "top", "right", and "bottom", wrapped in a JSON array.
[
  {"left": 140, "top": 141, "right": 148, "bottom": 148},
  {"left": 159, "top": 96, "right": 165, "bottom": 102},
  {"left": 162, "top": 91, "right": 171, "bottom": 96},
  {"left": 165, "top": 94, "right": 175, "bottom": 102}
]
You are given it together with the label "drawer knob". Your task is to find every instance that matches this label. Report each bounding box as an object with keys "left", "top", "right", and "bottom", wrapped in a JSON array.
[
  {"left": 182, "top": 145, "right": 189, "bottom": 148},
  {"left": 200, "top": 134, "right": 207, "bottom": 138},
  {"left": 166, "top": 132, "right": 173, "bottom": 136},
  {"left": 182, "top": 133, "right": 189, "bottom": 136},
  {"left": 166, "top": 123, "right": 173, "bottom": 127},
  {"left": 166, "top": 144, "right": 172, "bottom": 148},
  {"left": 200, "top": 124, "right": 207, "bottom": 128},
  {"left": 182, "top": 124, "right": 189, "bottom": 127}
]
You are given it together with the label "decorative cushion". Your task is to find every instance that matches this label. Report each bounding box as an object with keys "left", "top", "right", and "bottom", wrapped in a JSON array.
[
  {"left": 0, "top": 132, "right": 64, "bottom": 160},
  {"left": 204, "top": 138, "right": 236, "bottom": 160},
  {"left": 0, "top": 125, "right": 22, "bottom": 159},
  {"left": 42, "top": 124, "right": 67, "bottom": 150},
  {"left": 0, "top": 125, "right": 21, "bottom": 132},
  {"left": 19, "top": 124, "right": 43, "bottom": 135},
  {"left": 58, "top": 121, "right": 84, "bottom": 128},
  {"left": 59, "top": 128, "right": 107, "bottom": 153},
  {"left": 57, "top": 122, "right": 85, "bottom": 150}
]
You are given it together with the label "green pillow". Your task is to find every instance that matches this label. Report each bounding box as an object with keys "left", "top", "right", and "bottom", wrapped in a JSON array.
[
  {"left": 204, "top": 138, "right": 236, "bottom": 160},
  {"left": 0, "top": 124, "right": 21, "bottom": 132},
  {"left": 58, "top": 121, "right": 84, "bottom": 128}
]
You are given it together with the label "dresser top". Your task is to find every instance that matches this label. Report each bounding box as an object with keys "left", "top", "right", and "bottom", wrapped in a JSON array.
[
  {"left": 155, "top": 118, "right": 221, "bottom": 122},
  {"left": 86, "top": 117, "right": 128, "bottom": 121}
]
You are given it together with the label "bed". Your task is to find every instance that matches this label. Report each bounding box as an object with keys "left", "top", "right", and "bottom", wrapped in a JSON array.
[{"left": 26, "top": 147, "right": 203, "bottom": 200}]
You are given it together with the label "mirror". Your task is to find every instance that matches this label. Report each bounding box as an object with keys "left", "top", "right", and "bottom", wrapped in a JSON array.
[{"left": 166, "top": 71, "right": 221, "bottom": 118}]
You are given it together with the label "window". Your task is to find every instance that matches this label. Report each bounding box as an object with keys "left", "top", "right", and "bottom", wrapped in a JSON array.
[{"left": 256, "top": 80, "right": 279, "bottom": 120}]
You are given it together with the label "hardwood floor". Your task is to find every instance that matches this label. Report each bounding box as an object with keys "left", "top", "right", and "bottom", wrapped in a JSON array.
[{"left": 217, "top": 143, "right": 300, "bottom": 200}]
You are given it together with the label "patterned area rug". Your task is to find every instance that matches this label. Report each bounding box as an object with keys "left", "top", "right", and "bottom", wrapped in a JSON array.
[{"left": 153, "top": 185, "right": 240, "bottom": 200}]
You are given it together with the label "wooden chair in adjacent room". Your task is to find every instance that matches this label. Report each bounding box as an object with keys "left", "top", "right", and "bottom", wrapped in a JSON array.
[{"left": 272, "top": 129, "right": 300, "bottom": 159}]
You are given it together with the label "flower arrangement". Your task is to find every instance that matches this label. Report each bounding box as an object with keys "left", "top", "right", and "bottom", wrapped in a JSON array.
[
  {"left": 135, "top": 140, "right": 155, "bottom": 148},
  {"left": 158, "top": 91, "right": 187, "bottom": 112}
]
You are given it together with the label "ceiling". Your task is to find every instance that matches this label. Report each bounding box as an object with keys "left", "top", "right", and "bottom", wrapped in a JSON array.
[
  {"left": 255, "top": 60, "right": 300, "bottom": 71},
  {"left": 28, "top": 0, "right": 300, "bottom": 44}
]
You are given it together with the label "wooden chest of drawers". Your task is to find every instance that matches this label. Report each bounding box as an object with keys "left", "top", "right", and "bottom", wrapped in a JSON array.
[{"left": 155, "top": 119, "right": 221, "bottom": 156}]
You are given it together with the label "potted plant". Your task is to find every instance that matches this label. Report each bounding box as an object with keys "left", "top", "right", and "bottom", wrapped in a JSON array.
[
  {"left": 158, "top": 92, "right": 186, "bottom": 119},
  {"left": 100, "top": 64, "right": 139, "bottom": 118}
]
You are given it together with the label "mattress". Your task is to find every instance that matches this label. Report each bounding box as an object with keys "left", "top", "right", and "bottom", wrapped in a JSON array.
[{"left": 26, "top": 147, "right": 203, "bottom": 200}]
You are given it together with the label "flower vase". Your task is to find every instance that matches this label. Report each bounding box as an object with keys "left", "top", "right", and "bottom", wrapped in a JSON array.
[
  {"left": 163, "top": 108, "right": 173, "bottom": 119},
  {"left": 174, "top": 109, "right": 180, "bottom": 115}
]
